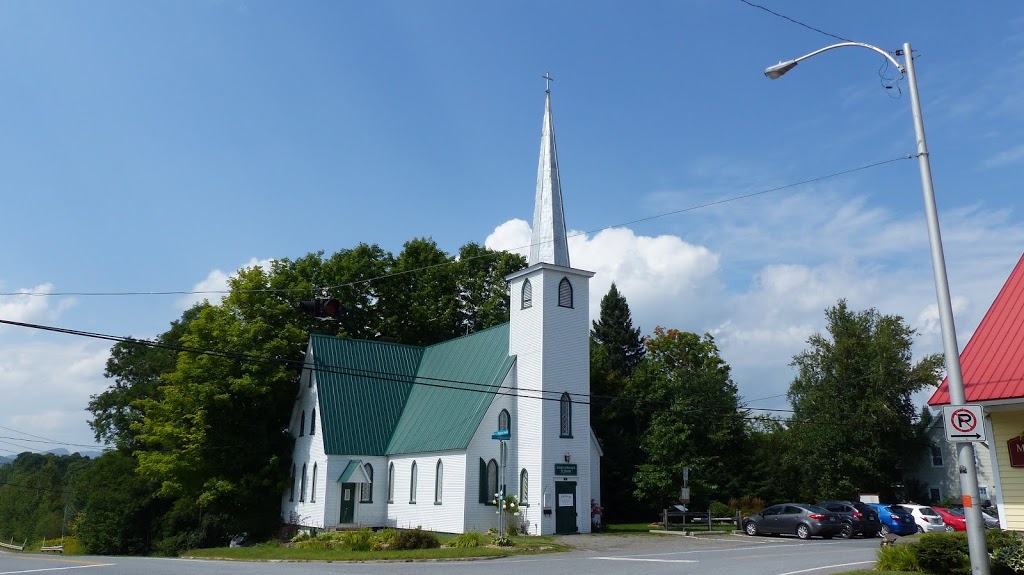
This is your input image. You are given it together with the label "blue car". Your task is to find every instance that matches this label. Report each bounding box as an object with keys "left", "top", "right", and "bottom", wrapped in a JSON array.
[{"left": 867, "top": 503, "right": 917, "bottom": 536}]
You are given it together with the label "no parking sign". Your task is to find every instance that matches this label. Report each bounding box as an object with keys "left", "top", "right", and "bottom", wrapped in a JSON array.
[{"left": 942, "top": 405, "right": 986, "bottom": 442}]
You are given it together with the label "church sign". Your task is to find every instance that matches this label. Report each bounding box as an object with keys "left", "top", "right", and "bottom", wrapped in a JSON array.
[
  {"left": 1008, "top": 435, "right": 1024, "bottom": 468},
  {"left": 554, "top": 463, "right": 577, "bottom": 476}
]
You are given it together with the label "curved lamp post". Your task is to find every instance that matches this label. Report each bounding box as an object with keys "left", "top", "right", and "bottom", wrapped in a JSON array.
[{"left": 766, "top": 42, "right": 989, "bottom": 575}]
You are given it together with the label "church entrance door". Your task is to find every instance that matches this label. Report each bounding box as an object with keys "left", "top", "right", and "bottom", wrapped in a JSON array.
[
  {"left": 554, "top": 481, "right": 577, "bottom": 534},
  {"left": 340, "top": 482, "right": 356, "bottom": 524}
]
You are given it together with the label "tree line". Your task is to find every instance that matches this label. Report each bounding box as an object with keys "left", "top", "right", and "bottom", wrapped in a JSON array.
[{"left": 0, "top": 237, "right": 945, "bottom": 553}]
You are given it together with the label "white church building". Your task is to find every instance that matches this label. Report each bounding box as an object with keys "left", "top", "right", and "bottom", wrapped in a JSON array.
[{"left": 281, "top": 87, "right": 602, "bottom": 535}]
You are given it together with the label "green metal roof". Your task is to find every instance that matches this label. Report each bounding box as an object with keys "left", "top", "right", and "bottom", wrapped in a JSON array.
[
  {"left": 311, "top": 335, "right": 422, "bottom": 455},
  {"left": 337, "top": 459, "right": 371, "bottom": 483},
  {"left": 310, "top": 324, "right": 514, "bottom": 456},
  {"left": 387, "top": 324, "right": 515, "bottom": 454}
]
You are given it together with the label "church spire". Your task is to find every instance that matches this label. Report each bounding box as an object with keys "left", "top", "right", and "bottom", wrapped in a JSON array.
[{"left": 529, "top": 74, "right": 570, "bottom": 267}]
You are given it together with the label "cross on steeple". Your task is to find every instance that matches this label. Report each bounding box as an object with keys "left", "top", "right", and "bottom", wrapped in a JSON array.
[{"left": 542, "top": 72, "right": 554, "bottom": 94}]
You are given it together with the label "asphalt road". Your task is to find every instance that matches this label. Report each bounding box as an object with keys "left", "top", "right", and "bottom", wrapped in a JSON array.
[{"left": 0, "top": 533, "right": 881, "bottom": 575}]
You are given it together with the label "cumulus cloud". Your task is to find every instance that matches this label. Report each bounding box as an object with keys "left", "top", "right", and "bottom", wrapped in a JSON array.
[
  {"left": 176, "top": 257, "right": 277, "bottom": 309},
  {"left": 0, "top": 283, "right": 76, "bottom": 329},
  {"left": 0, "top": 340, "right": 109, "bottom": 452}
]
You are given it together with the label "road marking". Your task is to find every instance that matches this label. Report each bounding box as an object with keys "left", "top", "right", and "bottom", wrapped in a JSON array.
[
  {"left": 0, "top": 564, "right": 113, "bottom": 575},
  {"left": 776, "top": 560, "right": 875, "bottom": 575},
  {"left": 593, "top": 557, "right": 698, "bottom": 563}
]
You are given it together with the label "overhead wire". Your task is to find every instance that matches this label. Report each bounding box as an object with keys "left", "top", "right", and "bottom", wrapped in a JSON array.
[
  {"left": 0, "top": 155, "right": 914, "bottom": 299},
  {"left": 737, "top": 0, "right": 855, "bottom": 44}
]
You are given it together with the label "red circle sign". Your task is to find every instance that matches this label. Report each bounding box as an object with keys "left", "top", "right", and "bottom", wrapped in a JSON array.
[{"left": 950, "top": 408, "right": 977, "bottom": 433}]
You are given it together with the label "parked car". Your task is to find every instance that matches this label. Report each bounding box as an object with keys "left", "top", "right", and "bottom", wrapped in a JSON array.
[
  {"left": 900, "top": 504, "right": 946, "bottom": 533},
  {"left": 932, "top": 507, "right": 966, "bottom": 531},
  {"left": 866, "top": 503, "right": 918, "bottom": 536},
  {"left": 743, "top": 503, "right": 844, "bottom": 540},
  {"left": 817, "top": 500, "right": 883, "bottom": 539},
  {"left": 947, "top": 507, "right": 1000, "bottom": 529}
]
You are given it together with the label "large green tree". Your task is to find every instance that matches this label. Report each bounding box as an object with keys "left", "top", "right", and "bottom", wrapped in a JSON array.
[
  {"left": 628, "top": 328, "right": 748, "bottom": 511},
  {"left": 591, "top": 283, "right": 645, "bottom": 378},
  {"left": 786, "top": 300, "right": 944, "bottom": 501}
]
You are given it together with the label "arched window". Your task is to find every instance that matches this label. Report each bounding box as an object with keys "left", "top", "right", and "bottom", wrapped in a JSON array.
[
  {"left": 410, "top": 461, "right": 418, "bottom": 504},
  {"left": 558, "top": 277, "right": 573, "bottom": 308},
  {"left": 520, "top": 469, "right": 529, "bottom": 504},
  {"left": 486, "top": 459, "right": 498, "bottom": 505},
  {"left": 521, "top": 279, "right": 533, "bottom": 309},
  {"left": 388, "top": 463, "right": 395, "bottom": 503},
  {"left": 299, "top": 410, "right": 306, "bottom": 437},
  {"left": 360, "top": 464, "right": 373, "bottom": 503},
  {"left": 300, "top": 463, "right": 308, "bottom": 502},
  {"left": 310, "top": 409, "right": 316, "bottom": 436},
  {"left": 435, "top": 459, "right": 443, "bottom": 504},
  {"left": 559, "top": 392, "right": 572, "bottom": 438},
  {"left": 311, "top": 463, "right": 317, "bottom": 503},
  {"left": 289, "top": 463, "right": 296, "bottom": 502},
  {"left": 498, "top": 409, "right": 510, "bottom": 435}
]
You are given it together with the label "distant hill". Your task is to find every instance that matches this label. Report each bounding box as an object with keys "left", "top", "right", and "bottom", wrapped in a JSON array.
[{"left": 0, "top": 455, "right": 14, "bottom": 465}]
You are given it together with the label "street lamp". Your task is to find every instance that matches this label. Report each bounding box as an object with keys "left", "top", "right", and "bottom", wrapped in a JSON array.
[{"left": 765, "top": 42, "right": 989, "bottom": 575}]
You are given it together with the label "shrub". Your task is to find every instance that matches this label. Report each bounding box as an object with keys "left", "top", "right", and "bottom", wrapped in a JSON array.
[
  {"left": 340, "top": 529, "right": 374, "bottom": 551},
  {"left": 294, "top": 531, "right": 345, "bottom": 550},
  {"left": 451, "top": 531, "right": 487, "bottom": 548},
  {"left": 917, "top": 532, "right": 970, "bottom": 575},
  {"left": 709, "top": 501, "right": 734, "bottom": 518},
  {"left": 728, "top": 496, "right": 765, "bottom": 517},
  {"left": 392, "top": 528, "right": 440, "bottom": 550},
  {"left": 877, "top": 544, "right": 921, "bottom": 572},
  {"left": 371, "top": 528, "right": 398, "bottom": 550}
]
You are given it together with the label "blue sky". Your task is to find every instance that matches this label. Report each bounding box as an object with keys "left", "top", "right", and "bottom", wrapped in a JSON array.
[{"left": 2, "top": 1, "right": 1023, "bottom": 452}]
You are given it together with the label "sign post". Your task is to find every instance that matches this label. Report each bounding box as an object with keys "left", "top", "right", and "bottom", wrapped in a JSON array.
[{"left": 492, "top": 429, "right": 511, "bottom": 539}]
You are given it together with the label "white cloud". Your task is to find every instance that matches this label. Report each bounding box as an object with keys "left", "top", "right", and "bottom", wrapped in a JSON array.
[
  {"left": 0, "top": 283, "right": 76, "bottom": 330},
  {"left": 984, "top": 144, "right": 1024, "bottom": 168},
  {"left": 177, "top": 257, "right": 277, "bottom": 309},
  {"left": 0, "top": 340, "right": 109, "bottom": 453}
]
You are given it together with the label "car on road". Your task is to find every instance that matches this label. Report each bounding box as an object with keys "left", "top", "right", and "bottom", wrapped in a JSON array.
[
  {"left": 932, "top": 507, "right": 966, "bottom": 531},
  {"left": 900, "top": 504, "right": 946, "bottom": 533},
  {"left": 866, "top": 503, "right": 918, "bottom": 536},
  {"left": 817, "top": 500, "right": 883, "bottom": 539},
  {"left": 743, "top": 503, "right": 844, "bottom": 540}
]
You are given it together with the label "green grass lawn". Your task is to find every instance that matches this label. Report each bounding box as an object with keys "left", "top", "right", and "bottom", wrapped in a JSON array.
[{"left": 184, "top": 535, "right": 567, "bottom": 562}]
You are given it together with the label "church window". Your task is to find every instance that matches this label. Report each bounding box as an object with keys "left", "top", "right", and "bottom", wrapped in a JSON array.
[
  {"left": 311, "top": 463, "right": 317, "bottom": 503},
  {"left": 360, "top": 464, "right": 373, "bottom": 503},
  {"left": 299, "top": 411, "right": 306, "bottom": 437},
  {"left": 520, "top": 469, "right": 529, "bottom": 505},
  {"left": 559, "top": 392, "right": 572, "bottom": 438},
  {"left": 435, "top": 459, "right": 443, "bottom": 504},
  {"left": 289, "top": 464, "right": 296, "bottom": 502},
  {"left": 486, "top": 459, "right": 498, "bottom": 505},
  {"left": 498, "top": 409, "right": 510, "bottom": 435},
  {"left": 521, "top": 279, "right": 533, "bottom": 309},
  {"left": 310, "top": 409, "right": 316, "bottom": 436},
  {"left": 387, "top": 463, "right": 395, "bottom": 503},
  {"left": 410, "top": 461, "right": 418, "bottom": 504},
  {"left": 558, "top": 278, "right": 573, "bottom": 308},
  {"left": 300, "top": 463, "right": 308, "bottom": 502}
]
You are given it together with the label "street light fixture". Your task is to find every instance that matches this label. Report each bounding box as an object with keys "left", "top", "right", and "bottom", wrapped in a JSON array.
[{"left": 764, "top": 41, "right": 989, "bottom": 575}]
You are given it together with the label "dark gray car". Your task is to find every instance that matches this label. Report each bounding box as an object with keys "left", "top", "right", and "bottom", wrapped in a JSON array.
[
  {"left": 744, "top": 503, "right": 844, "bottom": 540},
  {"left": 817, "top": 500, "right": 883, "bottom": 538}
]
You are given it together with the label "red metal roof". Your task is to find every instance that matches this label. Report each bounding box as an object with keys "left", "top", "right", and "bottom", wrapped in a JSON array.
[{"left": 929, "top": 252, "right": 1024, "bottom": 406}]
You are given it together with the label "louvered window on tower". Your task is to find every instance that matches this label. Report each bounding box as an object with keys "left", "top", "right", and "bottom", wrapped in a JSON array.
[
  {"left": 521, "top": 279, "right": 532, "bottom": 309},
  {"left": 558, "top": 278, "right": 573, "bottom": 308}
]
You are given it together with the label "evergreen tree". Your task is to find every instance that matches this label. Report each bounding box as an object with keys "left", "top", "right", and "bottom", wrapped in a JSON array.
[{"left": 591, "top": 283, "right": 645, "bottom": 377}]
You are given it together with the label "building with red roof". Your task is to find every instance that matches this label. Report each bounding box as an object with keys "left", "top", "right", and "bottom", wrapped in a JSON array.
[{"left": 929, "top": 252, "right": 1024, "bottom": 529}]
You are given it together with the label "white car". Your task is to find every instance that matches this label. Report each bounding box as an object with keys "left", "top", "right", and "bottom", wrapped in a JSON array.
[{"left": 898, "top": 504, "right": 946, "bottom": 533}]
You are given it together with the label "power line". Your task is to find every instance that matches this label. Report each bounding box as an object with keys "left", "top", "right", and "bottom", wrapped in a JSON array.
[
  {"left": 0, "top": 437, "right": 106, "bottom": 451},
  {"left": 738, "top": 0, "right": 856, "bottom": 44},
  {"left": 0, "top": 155, "right": 914, "bottom": 299}
]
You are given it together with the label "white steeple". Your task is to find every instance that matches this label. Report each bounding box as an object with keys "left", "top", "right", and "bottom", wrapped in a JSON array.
[{"left": 529, "top": 75, "right": 570, "bottom": 267}]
